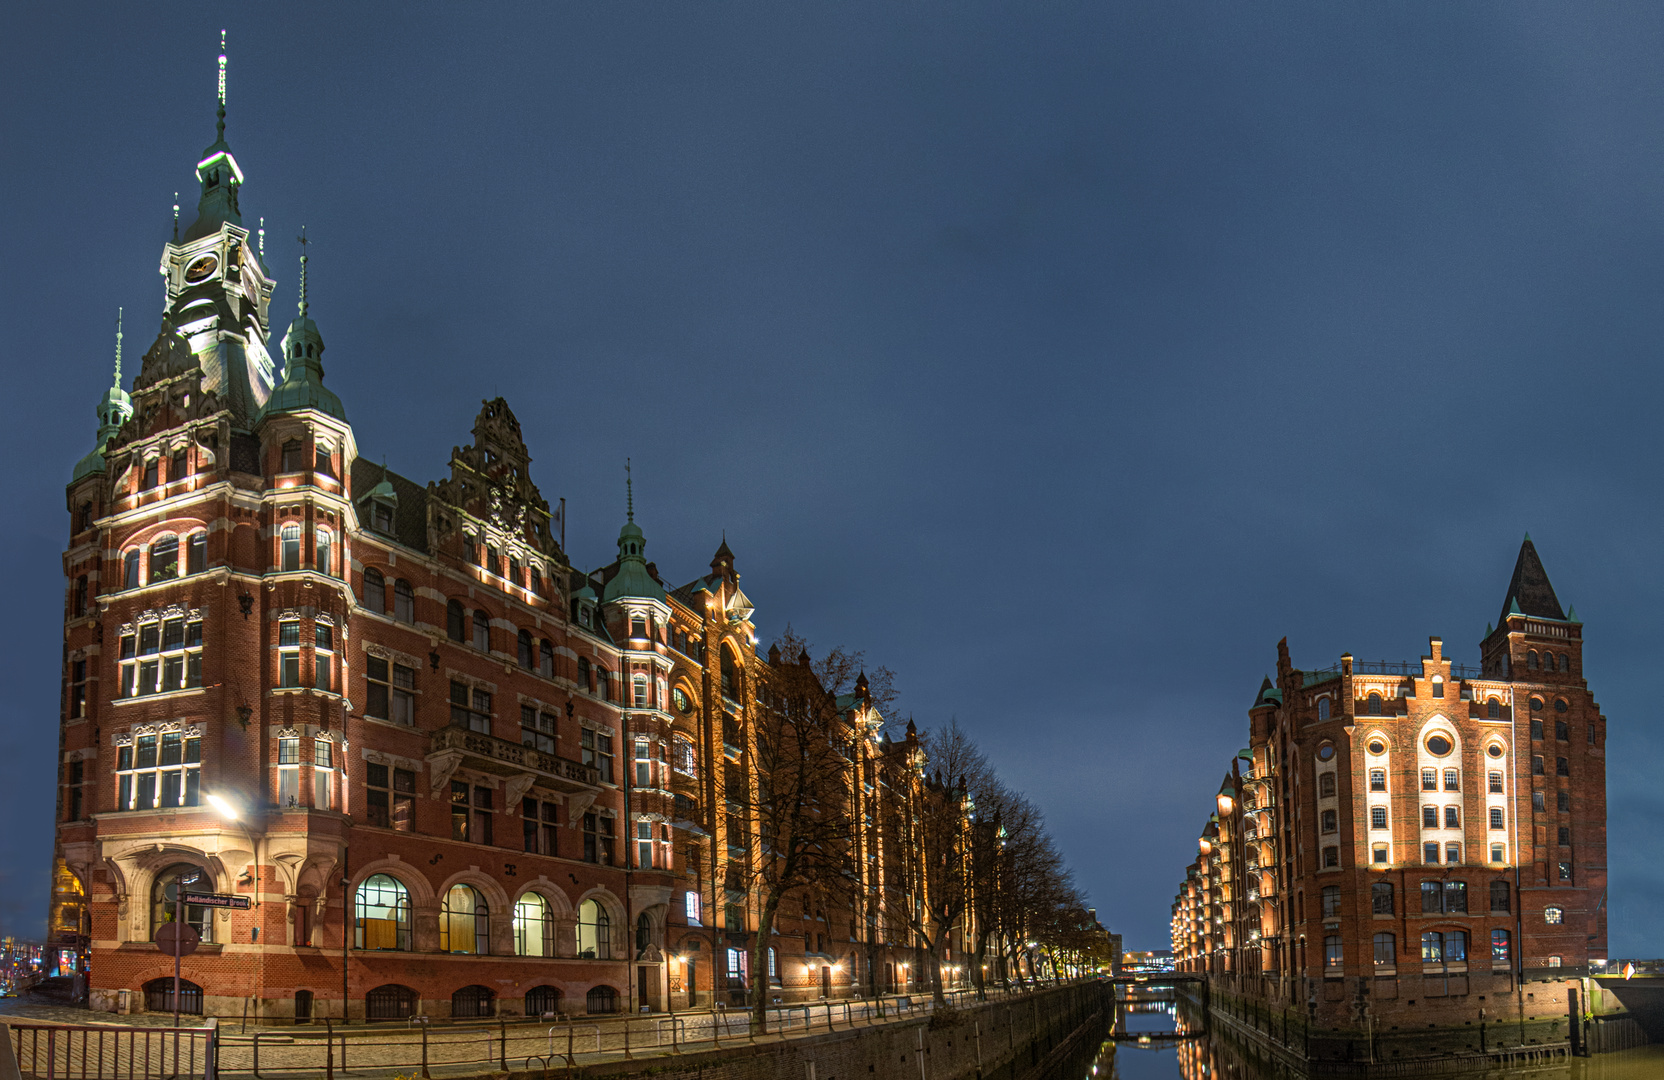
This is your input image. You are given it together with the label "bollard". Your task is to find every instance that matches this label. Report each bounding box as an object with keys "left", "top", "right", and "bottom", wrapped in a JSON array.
[
  {"left": 499, "top": 1018, "right": 508, "bottom": 1071},
  {"left": 324, "top": 1018, "right": 334, "bottom": 1080},
  {"left": 421, "top": 1019, "right": 430, "bottom": 1079}
]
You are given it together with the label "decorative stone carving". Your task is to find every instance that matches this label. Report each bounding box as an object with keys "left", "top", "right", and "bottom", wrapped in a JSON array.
[
  {"left": 503, "top": 773, "right": 537, "bottom": 808},
  {"left": 565, "top": 791, "right": 597, "bottom": 826},
  {"left": 429, "top": 750, "right": 464, "bottom": 796}
]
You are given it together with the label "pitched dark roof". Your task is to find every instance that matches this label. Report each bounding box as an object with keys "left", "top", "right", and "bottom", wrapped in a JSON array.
[
  {"left": 1498, "top": 535, "right": 1565, "bottom": 625},
  {"left": 350, "top": 457, "right": 431, "bottom": 554}
]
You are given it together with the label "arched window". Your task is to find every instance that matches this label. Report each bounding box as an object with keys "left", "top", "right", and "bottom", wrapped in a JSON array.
[
  {"left": 280, "top": 523, "right": 302, "bottom": 571},
  {"left": 187, "top": 532, "right": 206, "bottom": 574},
  {"left": 314, "top": 442, "right": 333, "bottom": 477},
  {"left": 451, "top": 984, "right": 494, "bottom": 1018},
  {"left": 152, "top": 864, "right": 213, "bottom": 943},
  {"left": 124, "top": 549, "right": 140, "bottom": 589},
  {"left": 393, "top": 579, "right": 415, "bottom": 623},
  {"left": 720, "top": 649, "right": 739, "bottom": 699},
  {"left": 518, "top": 629, "right": 534, "bottom": 669},
  {"left": 1431, "top": 676, "right": 1444, "bottom": 699},
  {"left": 144, "top": 977, "right": 202, "bottom": 1015},
  {"left": 1527, "top": 650, "right": 1539, "bottom": 670},
  {"left": 1487, "top": 698, "right": 1501, "bottom": 719},
  {"left": 674, "top": 735, "right": 698, "bottom": 777},
  {"left": 1558, "top": 653, "right": 1570, "bottom": 672},
  {"left": 577, "top": 899, "right": 610, "bottom": 959},
  {"left": 447, "top": 599, "right": 466, "bottom": 642},
  {"left": 362, "top": 567, "right": 386, "bottom": 614},
  {"left": 1317, "top": 698, "right": 1330, "bottom": 721},
  {"left": 539, "top": 640, "right": 554, "bottom": 679},
  {"left": 315, "top": 527, "right": 334, "bottom": 576},
  {"left": 636, "top": 910, "right": 655, "bottom": 951},
  {"left": 364, "top": 984, "right": 417, "bottom": 1021},
  {"left": 525, "top": 985, "right": 562, "bottom": 1018},
  {"left": 632, "top": 674, "right": 650, "bottom": 708},
  {"left": 578, "top": 657, "right": 591, "bottom": 690},
  {"left": 514, "top": 892, "right": 554, "bottom": 957},
  {"left": 472, "top": 610, "right": 490, "bottom": 651},
  {"left": 595, "top": 667, "right": 610, "bottom": 702},
  {"left": 149, "top": 536, "right": 179, "bottom": 581},
  {"left": 355, "top": 874, "right": 411, "bottom": 950},
  {"left": 585, "top": 985, "right": 618, "bottom": 1015},
  {"left": 441, "top": 884, "right": 489, "bottom": 954}
]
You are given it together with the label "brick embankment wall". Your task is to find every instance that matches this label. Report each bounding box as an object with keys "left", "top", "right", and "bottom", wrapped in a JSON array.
[{"left": 502, "top": 983, "right": 1111, "bottom": 1080}]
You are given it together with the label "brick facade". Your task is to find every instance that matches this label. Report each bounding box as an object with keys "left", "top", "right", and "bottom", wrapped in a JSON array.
[
  {"left": 50, "top": 90, "right": 946, "bottom": 1021},
  {"left": 1172, "top": 538, "right": 1608, "bottom": 1033}
]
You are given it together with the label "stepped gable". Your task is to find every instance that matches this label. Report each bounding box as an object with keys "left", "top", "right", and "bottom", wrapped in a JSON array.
[{"left": 428, "top": 397, "right": 563, "bottom": 561}]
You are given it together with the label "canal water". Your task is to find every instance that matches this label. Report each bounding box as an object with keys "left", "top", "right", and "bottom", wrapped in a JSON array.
[{"left": 1039, "top": 991, "right": 1664, "bottom": 1080}]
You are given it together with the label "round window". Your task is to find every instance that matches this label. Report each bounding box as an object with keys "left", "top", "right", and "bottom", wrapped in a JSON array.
[
  {"left": 1367, "top": 739, "right": 1386, "bottom": 755},
  {"left": 672, "top": 687, "right": 693, "bottom": 715},
  {"left": 1426, "top": 734, "right": 1453, "bottom": 756},
  {"left": 1554, "top": 699, "right": 1568, "bottom": 713},
  {"left": 1487, "top": 743, "right": 1504, "bottom": 758},
  {"left": 1317, "top": 744, "right": 1335, "bottom": 761},
  {"left": 1530, "top": 697, "right": 1544, "bottom": 712}
]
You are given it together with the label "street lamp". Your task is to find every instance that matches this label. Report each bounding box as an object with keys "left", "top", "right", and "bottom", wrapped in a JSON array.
[{"left": 206, "top": 794, "right": 259, "bottom": 908}]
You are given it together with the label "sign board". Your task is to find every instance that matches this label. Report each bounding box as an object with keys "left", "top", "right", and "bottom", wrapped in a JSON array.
[
  {"left": 181, "top": 891, "right": 251, "bottom": 910},
  {"left": 153, "top": 923, "right": 199, "bottom": 958}
]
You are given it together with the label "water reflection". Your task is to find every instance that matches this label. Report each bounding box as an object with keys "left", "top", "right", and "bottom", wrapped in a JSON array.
[{"left": 1046, "top": 987, "right": 1664, "bottom": 1080}]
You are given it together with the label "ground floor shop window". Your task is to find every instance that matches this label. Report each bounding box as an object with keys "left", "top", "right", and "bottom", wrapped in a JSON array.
[
  {"left": 452, "top": 984, "right": 494, "bottom": 1018},
  {"left": 355, "top": 874, "right": 411, "bottom": 951},
  {"left": 143, "top": 977, "right": 201, "bottom": 1015},
  {"left": 526, "top": 985, "right": 562, "bottom": 1017},
  {"left": 586, "top": 985, "right": 618, "bottom": 1014}
]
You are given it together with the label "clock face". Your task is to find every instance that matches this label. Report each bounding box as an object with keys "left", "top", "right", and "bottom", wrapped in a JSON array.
[{"left": 184, "top": 254, "right": 219, "bottom": 283}]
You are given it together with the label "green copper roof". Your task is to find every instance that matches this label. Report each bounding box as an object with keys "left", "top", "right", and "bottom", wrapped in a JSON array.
[
  {"left": 261, "top": 245, "right": 345, "bottom": 423},
  {"left": 603, "top": 519, "right": 666, "bottom": 603},
  {"left": 72, "top": 310, "right": 134, "bottom": 483}
]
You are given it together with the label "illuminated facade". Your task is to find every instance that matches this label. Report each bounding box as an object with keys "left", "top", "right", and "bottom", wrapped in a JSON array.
[
  {"left": 1172, "top": 538, "right": 1607, "bottom": 1032},
  {"left": 52, "top": 59, "right": 943, "bottom": 1020}
]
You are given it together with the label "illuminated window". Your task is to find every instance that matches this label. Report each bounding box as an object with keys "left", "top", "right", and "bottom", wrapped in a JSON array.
[
  {"left": 314, "top": 527, "right": 333, "bottom": 577},
  {"left": 1544, "top": 906, "right": 1563, "bottom": 925},
  {"left": 149, "top": 536, "right": 179, "bottom": 581},
  {"left": 440, "top": 884, "right": 489, "bottom": 954},
  {"left": 1491, "top": 929, "right": 1510, "bottom": 964},
  {"left": 514, "top": 892, "right": 554, "bottom": 957},
  {"left": 277, "top": 736, "right": 300, "bottom": 806},
  {"left": 685, "top": 890, "right": 702, "bottom": 925},
  {"left": 115, "top": 731, "right": 200, "bottom": 810},
  {"left": 355, "top": 874, "right": 411, "bottom": 950},
  {"left": 280, "top": 523, "right": 301, "bottom": 571},
  {"left": 577, "top": 899, "right": 610, "bottom": 958},
  {"left": 313, "top": 621, "right": 334, "bottom": 691},
  {"left": 313, "top": 738, "right": 333, "bottom": 809},
  {"left": 119, "top": 615, "right": 203, "bottom": 697},
  {"left": 450, "top": 782, "right": 493, "bottom": 844}
]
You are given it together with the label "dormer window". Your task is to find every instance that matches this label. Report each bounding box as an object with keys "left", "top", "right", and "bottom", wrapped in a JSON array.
[
  {"left": 630, "top": 616, "right": 647, "bottom": 640},
  {"left": 580, "top": 605, "right": 592, "bottom": 629},
  {"left": 314, "top": 443, "right": 333, "bottom": 478},
  {"left": 372, "top": 501, "right": 394, "bottom": 533},
  {"left": 281, "top": 439, "right": 303, "bottom": 473}
]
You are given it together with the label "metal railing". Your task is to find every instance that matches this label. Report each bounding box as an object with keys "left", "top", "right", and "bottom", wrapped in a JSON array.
[
  {"left": 6, "top": 1019, "right": 219, "bottom": 1080},
  {"left": 1299, "top": 660, "right": 1483, "bottom": 684}
]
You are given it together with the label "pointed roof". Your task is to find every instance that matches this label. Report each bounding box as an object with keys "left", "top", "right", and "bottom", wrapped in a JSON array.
[
  {"left": 261, "top": 237, "right": 345, "bottom": 422},
  {"left": 184, "top": 33, "right": 246, "bottom": 242},
  {"left": 72, "top": 309, "right": 134, "bottom": 482},
  {"left": 1497, "top": 535, "right": 1565, "bottom": 626},
  {"left": 602, "top": 464, "right": 666, "bottom": 604}
]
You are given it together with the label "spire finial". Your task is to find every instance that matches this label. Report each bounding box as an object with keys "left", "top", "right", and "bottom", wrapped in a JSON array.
[
  {"left": 172, "top": 193, "right": 179, "bottom": 242},
  {"left": 114, "top": 307, "right": 123, "bottom": 386},
  {"left": 626, "top": 458, "right": 634, "bottom": 523},
  {"left": 216, "top": 30, "right": 227, "bottom": 141},
  {"left": 296, "top": 226, "right": 310, "bottom": 316},
  {"left": 258, "top": 216, "right": 265, "bottom": 257}
]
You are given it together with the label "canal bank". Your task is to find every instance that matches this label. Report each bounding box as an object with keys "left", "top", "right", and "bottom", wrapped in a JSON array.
[
  {"left": 1184, "top": 982, "right": 1649, "bottom": 1077},
  {"left": 484, "top": 981, "right": 1114, "bottom": 1080}
]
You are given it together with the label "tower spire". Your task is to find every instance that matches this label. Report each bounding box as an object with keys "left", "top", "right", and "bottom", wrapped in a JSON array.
[
  {"left": 216, "top": 29, "right": 227, "bottom": 141},
  {"left": 626, "top": 458, "right": 633, "bottom": 523},
  {"left": 172, "top": 193, "right": 179, "bottom": 242},
  {"left": 296, "top": 226, "right": 310, "bottom": 316},
  {"left": 113, "top": 307, "right": 123, "bottom": 386}
]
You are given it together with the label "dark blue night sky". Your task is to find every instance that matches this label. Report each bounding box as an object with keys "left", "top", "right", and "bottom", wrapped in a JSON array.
[{"left": 5, "top": 4, "right": 1663, "bottom": 953}]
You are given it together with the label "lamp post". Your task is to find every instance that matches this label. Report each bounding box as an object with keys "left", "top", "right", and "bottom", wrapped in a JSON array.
[{"left": 207, "top": 792, "right": 262, "bottom": 1023}]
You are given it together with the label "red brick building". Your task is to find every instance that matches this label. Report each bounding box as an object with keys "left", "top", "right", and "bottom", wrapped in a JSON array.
[
  {"left": 52, "top": 76, "right": 942, "bottom": 1022},
  {"left": 1172, "top": 538, "right": 1608, "bottom": 1032}
]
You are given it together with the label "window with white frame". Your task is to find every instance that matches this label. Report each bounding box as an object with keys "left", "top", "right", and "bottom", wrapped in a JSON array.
[
  {"left": 314, "top": 621, "right": 335, "bottom": 691},
  {"left": 313, "top": 738, "right": 333, "bottom": 809},
  {"left": 278, "top": 619, "right": 302, "bottom": 687},
  {"left": 632, "top": 674, "right": 650, "bottom": 709},
  {"left": 119, "top": 614, "right": 203, "bottom": 697},
  {"left": 636, "top": 819, "right": 654, "bottom": 868},
  {"left": 280, "top": 523, "right": 302, "bottom": 571},
  {"left": 277, "top": 735, "right": 300, "bottom": 807},
  {"left": 684, "top": 890, "right": 701, "bottom": 925},
  {"left": 674, "top": 735, "right": 697, "bottom": 777},
  {"left": 314, "top": 527, "right": 334, "bottom": 577},
  {"left": 635, "top": 739, "right": 653, "bottom": 787},
  {"left": 116, "top": 730, "right": 200, "bottom": 809}
]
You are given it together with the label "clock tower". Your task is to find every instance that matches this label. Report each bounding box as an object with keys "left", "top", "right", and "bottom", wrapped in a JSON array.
[{"left": 157, "top": 35, "right": 277, "bottom": 426}]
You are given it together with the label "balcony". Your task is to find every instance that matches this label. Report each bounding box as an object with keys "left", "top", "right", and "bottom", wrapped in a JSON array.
[{"left": 428, "top": 724, "right": 599, "bottom": 791}]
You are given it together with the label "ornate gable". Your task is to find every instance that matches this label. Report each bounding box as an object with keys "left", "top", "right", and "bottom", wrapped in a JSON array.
[
  {"left": 110, "top": 319, "right": 223, "bottom": 449},
  {"left": 429, "top": 398, "right": 563, "bottom": 562}
]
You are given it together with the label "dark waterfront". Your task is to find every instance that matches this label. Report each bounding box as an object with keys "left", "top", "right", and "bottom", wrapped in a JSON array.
[{"left": 1041, "top": 992, "right": 1664, "bottom": 1080}]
